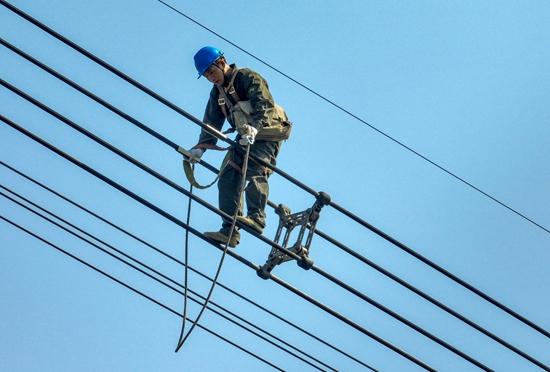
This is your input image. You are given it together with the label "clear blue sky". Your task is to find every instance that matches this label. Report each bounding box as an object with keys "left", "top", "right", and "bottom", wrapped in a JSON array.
[{"left": 1, "top": 1, "right": 549, "bottom": 371}]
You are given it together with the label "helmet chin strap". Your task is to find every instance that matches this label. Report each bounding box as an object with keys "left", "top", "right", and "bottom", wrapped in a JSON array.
[{"left": 213, "top": 61, "right": 230, "bottom": 85}]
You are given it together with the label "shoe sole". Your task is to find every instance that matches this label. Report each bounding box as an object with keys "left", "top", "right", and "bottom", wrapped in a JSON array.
[
  {"left": 204, "top": 233, "right": 239, "bottom": 248},
  {"left": 236, "top": 218, "right": 263, "bottom": 234}
]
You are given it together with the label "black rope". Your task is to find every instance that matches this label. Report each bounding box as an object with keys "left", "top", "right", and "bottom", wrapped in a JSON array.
[
  {"left": 153, "top": 0, "right": 550, "bottom": 237},
  {"left": 0, "top": 160, "right": 373, "bottom": 370},
  {"left": 1, "top": 33, "right": 546, "bottom": 344},
  {"left": 0, "top": 187, "right": 335, "bottom": 372},
  {"left": 0, "top": 81, "right": 487, "bottom": 370},
  {"left": 175, "top": 165, "right": 193, "bottom": 351},
  {"left": 175, "top": 144, "right": 251, "bottom": 351},
  {"left": 0, "top": 114, "right": 433, "bottom": 371},
  {"left": 0, "top": 215, "right": 285, "bottom": 371}
]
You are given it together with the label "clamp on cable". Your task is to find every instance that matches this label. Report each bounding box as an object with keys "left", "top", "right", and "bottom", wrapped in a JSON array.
[{"left": 257, "top": 191, "right": 331, "bottom": 279}]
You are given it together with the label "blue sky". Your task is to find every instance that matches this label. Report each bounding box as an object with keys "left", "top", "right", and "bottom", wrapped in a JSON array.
[{"left": 1, "top": 1, "right": 549, "bottom": 371}]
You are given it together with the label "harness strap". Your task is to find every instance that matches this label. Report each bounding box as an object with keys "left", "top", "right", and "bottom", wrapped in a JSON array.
[
  {"left": 216, "top": 67, "right": 240, "bottom": 117},
  {"left": 226, "top": 69, "right": 241, "bottom": 103},
  {"left": 217, "top": 97, "right": 228, "bottom": 118},
  {"left": 215, "top": 66, "right": 292, "bottom": 142},
  {"left": 178, "top": 146, "right": 233, "bottom": 189},
  {"left": 193, "top": 142, "right": 229, "bottom": 151}
]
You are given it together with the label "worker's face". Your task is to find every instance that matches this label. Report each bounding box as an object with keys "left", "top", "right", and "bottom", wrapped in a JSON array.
[{"left": 203, "top": 61, "right": 224, "bottom": 85}]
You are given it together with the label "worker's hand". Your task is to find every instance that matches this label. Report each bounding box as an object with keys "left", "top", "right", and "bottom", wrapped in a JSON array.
[
  {"left": 186, "top": 148, "right": 204, "bottom": 163},
  {"left": 238, "top": 125, "right": 258, "bottom": 146}
]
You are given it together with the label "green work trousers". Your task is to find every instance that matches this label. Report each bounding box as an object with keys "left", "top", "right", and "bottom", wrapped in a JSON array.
[{"left": 218, "top": 140, "right": 282, "bottom": 233}]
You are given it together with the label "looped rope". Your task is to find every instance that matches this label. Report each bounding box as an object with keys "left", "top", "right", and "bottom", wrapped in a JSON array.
[
  {"left": 175, "top": 143, "right": 251, "bottom": 352},
  {"left": 178, "top": 128, "right": 236, "bottom": 189},
  {"left": 178, "top": 145, "right": 230, "bottom": 189}
]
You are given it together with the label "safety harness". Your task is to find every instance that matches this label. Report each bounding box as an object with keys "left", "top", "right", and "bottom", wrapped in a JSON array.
[
  {"left": 180, "top": 67, "right": 292, "bottom": 189},
  {"left": 216, "top": 67, "right": 292, "bottom": 142}
]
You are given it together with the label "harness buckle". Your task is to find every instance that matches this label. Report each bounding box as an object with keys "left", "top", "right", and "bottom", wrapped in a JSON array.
[
  {"left": 217, "top": 97, "right": 225, "bottom": 106},
  {"left": 257, "top": 192, "right": 331, "bottom": 279}
]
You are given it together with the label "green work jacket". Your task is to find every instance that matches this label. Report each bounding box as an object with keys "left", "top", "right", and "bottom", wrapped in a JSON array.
[{"left": 197, "top": 64, "right": 277, "bottom": 146}]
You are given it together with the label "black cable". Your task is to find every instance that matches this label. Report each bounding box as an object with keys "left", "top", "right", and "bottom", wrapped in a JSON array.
[
  {"left": 0, "top": 81, "right": 488, "bottom": 370},
  {"left": 0, "top": 114, "right": 433, "bottom": 371},
  {"left": 3, "top": 26, "right": 550, "bottom": 346},
  {"left": 0, "top": 31, "right": 545, "bottom": 345},
  {"left": 2, "top": 39, "right": 547, "bottom": 359},
  {"left": 330, "top": 198, "right": 550, "bottom": 340},
  {"left": 175, "top": 144, "right": 251, "bottom": 351},
  {"left": 311, "top": 228, "right": 549, "bottom": 369},
  {"left": 0, "top": 2, "right": 317, "bottom": 196},
  {"left": 0, "top": 114, "right": 426, "bottom": 371},
  {"left": 0, "top": 215, "right": 284, "bottom": 371},
  {"left": 0, "top": 160, "right": 372, "bottom": 370},
  {"left": 1, "top": 155, "right": 537, "bottom": 369},
  {"left": 0, "top": 78, "right": 309, "bottom": 263},
  {"left": 0, "top": 37, "right": 182, "bottom": 150},
  {"left": 175, "top": 167, "right": 193, "bottom": 351},
  {"left": 1, "top": 184, "right": 341, "bottom": 372},
  {"left": 153, "top": 0, "right": 550, "bottom": 237},
  {"left": 0, "top": 187, "right": 335, "bottom": 372},
  {"left": 1, "top": 190, "right": 331, "bottom": 372},
  {"left": 4, "top": 166, "right": 328, "bottom": 370}
]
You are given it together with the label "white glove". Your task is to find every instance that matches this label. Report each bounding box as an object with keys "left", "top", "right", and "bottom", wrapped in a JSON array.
[
  {"left": 186, "top": 147, "right": 204, "bottom": 163},
  {"left": 238, "top": 125, "right": 258, "bottom": 146}
]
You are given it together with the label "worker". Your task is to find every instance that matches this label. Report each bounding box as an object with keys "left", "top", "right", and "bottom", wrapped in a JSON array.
[{"left": 187, "top": 46, "right": 291, "bottom": 247}]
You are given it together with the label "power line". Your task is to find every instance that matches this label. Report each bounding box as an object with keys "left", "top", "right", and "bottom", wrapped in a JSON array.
[
  {"left": 0, "top": 78, "right": 340, "bottom": 294},
  {"left": 0, "top": 81, "right": 311, "bottom": 270},
  {"left": 2, "top": 39, "right": 548, "bottom": 356},
  {"left": 153, "top": 0, "right": 550, "bottom": 237},
  {"left": 0, "top": 215, "right": 285, "bottom": 371},
  {"left": 0, "top": 160, "right": 372, "bottom": 370},
  {"left": 0, "top": 190, "right": 329, "bottom": 371},
  {"left": 1, "top": 6, "right": 548, "bottom": 372},
  {"left": 311, "top": 229, "right": 549, "bottom": 369},
  {"left": 2, "top": 0, "right": 548, "bottom": 364},
  {"left": 0, "top": 81, "right": 490, "bottom": 370},
  {"left": 0, "top": 186, "right": 336, "bottom": 372},
  {"left": 0, "top": 1, "right": 319, "bottom": 197},
  {"left": 0, "top": 114, "right": 432, "bottom": 371},
  {"left": 0, "top": 16, "right": 545, "bottom": 344}
]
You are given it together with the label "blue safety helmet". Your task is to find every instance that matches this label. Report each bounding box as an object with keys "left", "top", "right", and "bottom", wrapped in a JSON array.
[{"left": 194, "top": 46, "right": 224, "bottom": 78}]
